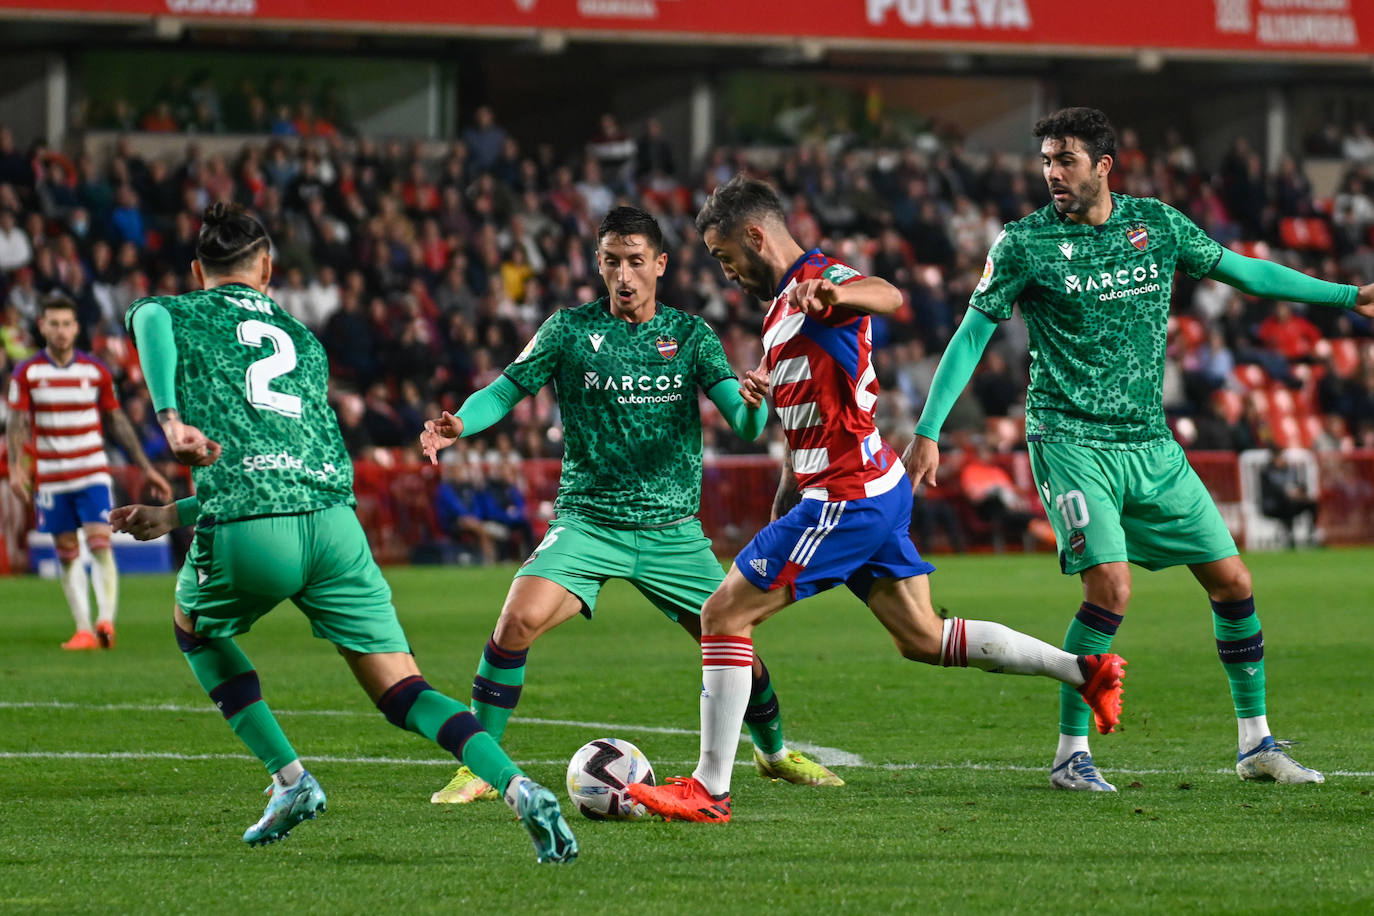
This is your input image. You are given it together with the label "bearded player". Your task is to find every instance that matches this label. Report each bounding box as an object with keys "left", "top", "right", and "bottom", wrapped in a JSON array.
[
  {"left": 629, "top": 175, "right": 1125, "bottom": 823},
  {"left": 906, "top": 107, "right": 1374, "bottom": 791},
  {"left": 421, "top": 206, "right": 842, "bottom": 805}
]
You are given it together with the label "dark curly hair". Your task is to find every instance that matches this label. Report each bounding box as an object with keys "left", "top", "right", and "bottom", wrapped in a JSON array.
[{"left": 1033, "top": 107, "right": 1118, "bottom": 164}]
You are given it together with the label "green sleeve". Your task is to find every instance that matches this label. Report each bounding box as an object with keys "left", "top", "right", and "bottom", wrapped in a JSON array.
[
  {"left": 456, "top": 374, "right": 526, "bottom": 438},
  {"left": 707, "top": 378, "right": 768, "bottom": 442},
  {"left": 175, "top": 496, "right": 200, "bottom": 527},
  {"left": 1209, "top": 248, "right": 1357, "bottom": 308},
  {"left": 914, "top": 308, "right": 998, "bottom": 441},
  {"left": 1159, "top": 201, "right": 1225, "bottom": 279},
  {"left": 126, "top": 300, "right": 179, "bottom": 413}
]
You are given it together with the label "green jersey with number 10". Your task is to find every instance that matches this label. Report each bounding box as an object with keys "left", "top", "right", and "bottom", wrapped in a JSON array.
[
  {"left": 127, "top": 284, "right": 353, "bottom": 521},
  {"left": 971, "top": 193, "right": 1223, "bottom": 447}
]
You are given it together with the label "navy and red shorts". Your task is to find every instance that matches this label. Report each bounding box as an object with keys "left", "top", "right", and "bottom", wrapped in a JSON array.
[{"left": 734, "top": 482, "right": 935, "bottom": 602}]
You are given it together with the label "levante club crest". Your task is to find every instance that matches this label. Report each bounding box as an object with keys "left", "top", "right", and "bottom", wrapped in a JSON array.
[
  {"left": 655, "top": 335, "right": 679, "bottom": 360},
  {"left": 1126, "top": 224, "right": 1149, "bottom": 251}
]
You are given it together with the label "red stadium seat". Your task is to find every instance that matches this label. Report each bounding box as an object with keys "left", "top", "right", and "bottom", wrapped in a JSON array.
[
  {"left": 1233, "top": 364, "right": 1268, "bottom": 390},
  {"left": 1329, "top": 339, "right": 1359, "bottom": 377},
  {"left": 1212, "top": 389, "right": 1243, "bottom": 424},
  {"left": 1278, "top": 217, "right": 1334, "bottom": 253}
]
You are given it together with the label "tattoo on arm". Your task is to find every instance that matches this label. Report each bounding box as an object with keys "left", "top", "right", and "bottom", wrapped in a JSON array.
[
  {"left": 7, "top": 411, "right": 29, "bottom": 472},
  {"left": 106, "top": 408, "right": 155, "bottom": 471}
]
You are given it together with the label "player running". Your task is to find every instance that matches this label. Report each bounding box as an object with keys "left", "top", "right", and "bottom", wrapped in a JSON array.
[
  {"left": 628, "top": 175, "right": 1125, "bottom": 824},
  {"left": 111, "top": 203, "right": 576, "bottom": 862},
  {"left": 420, "top": 206, "right": 842, "bottom": 806},
  {"left": 7, "top": 295, "right": 172, "bottom": 650},
  {"left": 905, "top": 107, "right": 1374, "bottom": 791}
]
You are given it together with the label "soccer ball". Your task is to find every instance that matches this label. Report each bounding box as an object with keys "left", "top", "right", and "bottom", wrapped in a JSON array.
[{"left": 565, "top": 738, "right": 656, "bottom": 821}]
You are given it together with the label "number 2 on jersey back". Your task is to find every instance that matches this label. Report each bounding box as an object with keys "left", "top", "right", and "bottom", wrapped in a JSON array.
[{"left": 237, "top": 319, "right": 302, "bottom": 418}]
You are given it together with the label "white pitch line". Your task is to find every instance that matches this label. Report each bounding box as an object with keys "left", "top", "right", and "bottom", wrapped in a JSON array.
[
  {"left": 0, "top": 750, "right": 1370, "bottom": 778},
  {"left": 0, "top": 701, "right": 870, "bottom": 768}
]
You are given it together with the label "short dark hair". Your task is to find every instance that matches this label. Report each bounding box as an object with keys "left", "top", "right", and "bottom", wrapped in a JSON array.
[
  {"left": 598, "top": 206, "right": 664, "bottom": 255},
  {"left": 695, "top": 173, "right": 786, "bottom": 240},
  {"left": 196, "top": 202, "right": 270, "bottom": 273},
  {"left": 1033, "top": 107, "right": 1117, "bottom": 164},
  {"left": 39, "top": 294, "right": 79, "bottom": 319}
]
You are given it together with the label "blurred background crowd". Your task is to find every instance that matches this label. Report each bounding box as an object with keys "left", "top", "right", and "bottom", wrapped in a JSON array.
[{"left": 4, "top": 83, "right": 1374, "bottom": 558}]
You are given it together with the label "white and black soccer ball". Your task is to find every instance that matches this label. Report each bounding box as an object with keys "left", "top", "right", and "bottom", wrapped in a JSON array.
[{"left": 565, "top": 738, "right": 656, "bottom": 821}]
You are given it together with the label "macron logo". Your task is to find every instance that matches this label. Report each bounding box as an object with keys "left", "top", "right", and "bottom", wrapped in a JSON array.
[
  {"left": 749, "top": 558, "right": 768, "bottom": 577},
  {"left": 1058, "top": 242, "right": 1074, "bottom": 259},
  {"left": 589, "top": 333, "right": 605, "bottom": 352}
]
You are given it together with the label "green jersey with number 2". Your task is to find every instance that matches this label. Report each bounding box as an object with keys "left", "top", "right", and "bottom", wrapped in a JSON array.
[{"left": 126, "top": 284, "right": 353, "bottom": 521}]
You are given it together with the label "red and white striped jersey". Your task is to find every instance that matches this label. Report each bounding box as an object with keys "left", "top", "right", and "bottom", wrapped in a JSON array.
[
  {"left": 7, "top": 350, "right": 117, "bottom": 493},
  {"left": 762, "top": 249, "right": 904, "bottom": 502}
]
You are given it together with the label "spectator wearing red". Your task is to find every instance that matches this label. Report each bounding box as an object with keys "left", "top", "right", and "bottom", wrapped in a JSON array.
[{"left": 1257, "top": 301, "right": 1322, "bottom": 361}]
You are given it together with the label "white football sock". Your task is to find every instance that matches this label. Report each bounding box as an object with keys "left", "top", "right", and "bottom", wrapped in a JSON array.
[
  {"left": 944, "top": 618, "right": 1084, "bottom": 684},
  {"left": 1238, "top": 715, "right": 1271, "bottom": 751},
  {"left": 694, "top": 636, "right": 754, "bottom": 797},
  {"left": 89, "top": 546, "right": 118, "bottom": 624},
  {"left": 59, "top": 558, "right": 93, "bottom": 633},
  {"left": 1054, "top": 734, "right": 1091, "bottom": 767}
]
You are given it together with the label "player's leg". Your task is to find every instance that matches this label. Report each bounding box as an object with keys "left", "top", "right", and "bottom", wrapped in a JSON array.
[
  {"left": 83, "top": 495, "right": 118, "bottom": 647},
  {"left": 1029, "top": 440, "right": 1133, "bottom": 790},
  {"left": 632, "top": 520, "right": 841, "bottom": 786},
  {"left": 38, "top": 489, "right": 96, "bottom": 648},
  {"left": 175, "top": 517, "right": 318, "bottom": 844},
  {"left": 432, "top": 519, "right": 616, "bottom": 803},
  {"left": 344, "top": 650, "right": 576, "bottom": 863},
  {"left": 1190, "top": 556, "right": 1323, "bottom": 784},
  {"left": 629, "top": 564, "right": 792, "bottom": 822}
]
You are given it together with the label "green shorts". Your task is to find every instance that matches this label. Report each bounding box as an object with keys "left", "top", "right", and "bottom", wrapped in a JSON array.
[
  {"left": 174, "top": 504, "right": 410, "bottom": 654},
  {"left": 1028, "top": 438, "right": 1237, "bottom": 576},
  {"left": 516, "top": 514, "right": 725, "bottom": 620}
]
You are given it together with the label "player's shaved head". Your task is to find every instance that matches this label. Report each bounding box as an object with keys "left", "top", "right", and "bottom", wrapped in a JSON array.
[
  {"left": 1034, "top": 107, "right": 1117, "bottom": 165},
  {"left": 695, "top": 173, "right": 787, "bottom": 241}
]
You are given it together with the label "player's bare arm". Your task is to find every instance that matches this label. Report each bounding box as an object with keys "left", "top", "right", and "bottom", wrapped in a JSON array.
[
  {"left": 420, "top": 411, "right": 463, "bottom": 464},
  {"left": 788, "top": 276, "right": 903, "bottom": 317},
  {"left": 105, "top": 406, "right": 173, "bottom": 501},
  {"left": 6, "top": 410, "right": 30, "bottom": 504},
  {"left": 771, "top": 443, "right": 800, "bottom": 522},
  {"left": 110, "top": 503, "right": 178, "bottom": 541},
  {"left": 157, "top": 408, "right": 222, "bottom": 467},
  {"left": 901, "top": 435, "right": 941, "bottom": 489}
]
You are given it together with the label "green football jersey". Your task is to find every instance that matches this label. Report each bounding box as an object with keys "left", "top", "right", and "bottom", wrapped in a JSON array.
[
  {"left": 971, "top": 193, "right": 1222, "bottom": 447},
  {"left": 503, "top": 298, "right": 736, "bottom": 527},
  {"left": 127, "top": 284, "right": 353, "bottom": 521}
]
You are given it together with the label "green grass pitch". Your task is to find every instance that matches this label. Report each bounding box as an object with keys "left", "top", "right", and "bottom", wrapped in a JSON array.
[{"left": 1, "top": 549, "right": 1371, "bottom": 914}]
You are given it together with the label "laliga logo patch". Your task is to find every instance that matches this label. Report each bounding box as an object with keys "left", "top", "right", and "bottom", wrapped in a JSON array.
[
  {"left": 976, "top": 254, "right": 994, "bottom": 293},
  {"left": 1127, "top": 224, "right": 1149, "bottom": 251},
  {"left": 514, "top": 331, "right": 538, "bottom": 364},
  {"left": 655, "top": 336, "right": 678, "bottom": 360}
]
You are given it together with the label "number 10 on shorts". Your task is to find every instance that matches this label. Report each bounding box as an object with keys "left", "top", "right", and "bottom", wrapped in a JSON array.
[{"left": 1054, "top": 489, "right": 1090, "bottom": 529}]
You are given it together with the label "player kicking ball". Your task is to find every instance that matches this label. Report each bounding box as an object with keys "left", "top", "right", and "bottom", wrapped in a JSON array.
[
  {"left": 629, "top": 176, "right": 1125, "bottom": 824},
  {"left": 906, "top": 107, "right": 1374, "bottom": 790},
  {"left": 113, "top": 203, "right": 575, "bottom": 862},
  {"left": 421, "top": 206, "right": 840, "bottom": 807}
]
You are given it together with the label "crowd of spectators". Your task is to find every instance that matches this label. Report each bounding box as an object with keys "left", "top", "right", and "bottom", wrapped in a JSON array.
[{"left": 3, "top": 100, "right": 1374, "bottom": 557}]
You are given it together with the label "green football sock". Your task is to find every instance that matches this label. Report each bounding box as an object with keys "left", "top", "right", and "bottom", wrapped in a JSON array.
[
  {"left": 1212, "top": 597, "right": 1267, "bottom": 718},
  {"left": 182, "top": 634, "right": 297, "bottom": 774},
  {"left": 405, "top": 689, "right": 522, "bottom": 793},
  {"left": 744, "top": 659, "right": 785, "bottom": 755},
  {"left": 1058, "top": 603, "right": 1123, "bottom": 737},
  {"left": 471, "top": 637, "right": 527, "bottom": 744}
]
